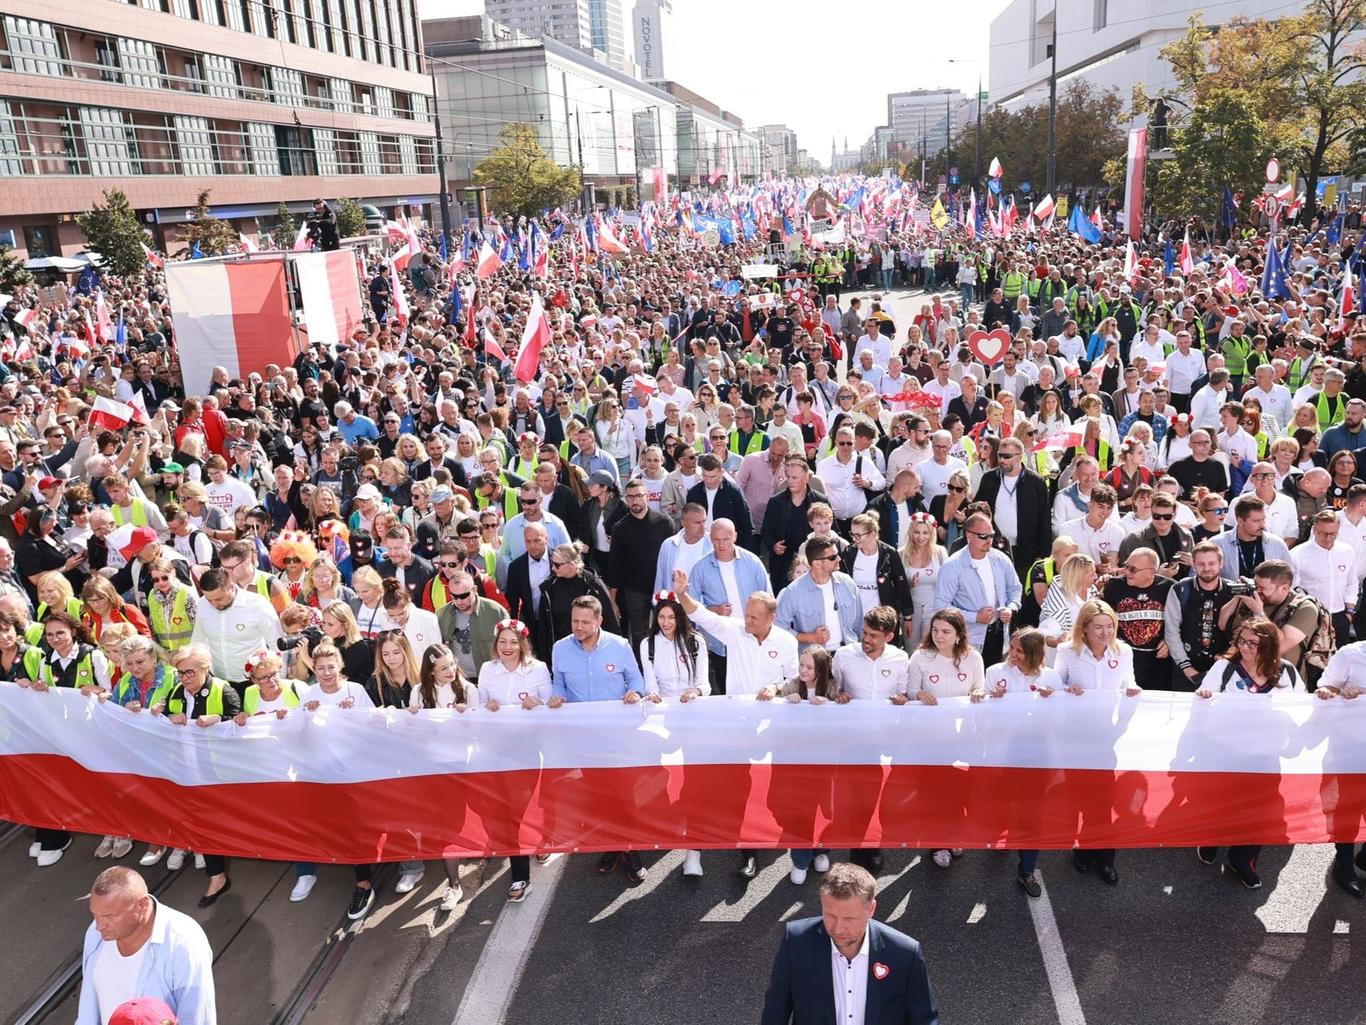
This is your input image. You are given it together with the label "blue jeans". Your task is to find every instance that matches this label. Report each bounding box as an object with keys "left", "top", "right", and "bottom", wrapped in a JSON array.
[
  {"left": 960, "top": 284, "right": 975, "bottom": 308},
  {"left": 881, "top": 269, "right": 894, "bottom": 290},
  {"left": 791, "top": 849, "right": 817, "bottom": 870},
  {"left": 1018, "top": 850, "right": 1038, "bottom": 876}
]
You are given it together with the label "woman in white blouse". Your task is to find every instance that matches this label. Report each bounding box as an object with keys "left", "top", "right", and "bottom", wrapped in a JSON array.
[
  {"left": 478, "top": 619, "right": 553, "bottom": 903},
  {"left": 1193, "top": 617, "right": 1302, "bottom": 890},
  {"left": 409, "top": 644, "right": 476, "bottom": 911},
  {"left": 1038, "top": 554, "right": 1098, "bottom": 663},
  {"left": 779, "top": 648, "right": 840, "bottom": 885},
  {"left": 639, "top": 593, "right": 710, "bottom": 704},
  {"left": 351, "top": 566, "right": 394, "bottom": 640},
  {"left": 902, "top": 514, "right": 948, "bottom": 650},
  {"left": 907, "top": 608, "right": 985, "bottom": 870},
  {"left": 1054, "top": 599, "right": 1139, "bottom": 885},
  {"left": 301, "top": 643, "right": 374, "bottom": 710},
  {"left": 381, "top": 578, "right": 443, "bottom": 663},
  {"left": 984, "top": 628, "right": 1063, "bottom": 898}
]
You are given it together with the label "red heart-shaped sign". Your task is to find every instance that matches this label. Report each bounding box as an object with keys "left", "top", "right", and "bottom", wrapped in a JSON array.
[
  {"left": 873, "top": 962, "right": 890, "bottom": 980},
  {"left": 929, "top": 674, "right": 940, "bottom": 684},
  {"left": 967, "top": 328, "right": 1012, "bottom": 366}
]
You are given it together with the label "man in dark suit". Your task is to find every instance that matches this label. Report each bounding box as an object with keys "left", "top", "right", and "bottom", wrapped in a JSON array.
[
  {"left": 687, "top": 454, "right": 755, "bottom": 551},
  {"left": 973, "top": 436, "right": 1052, "bottom": 577},
  {"left": 762, "top": 863, "right": 938, "bottom": 1025},
  {"left": 503, "top": 522, "right": 552, "bottom": 626}
]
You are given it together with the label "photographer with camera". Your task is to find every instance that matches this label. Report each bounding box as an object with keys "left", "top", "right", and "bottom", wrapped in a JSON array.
[
  {"left": 285, "top": 599, "right": 373, "bottom": 685},
  {"left": 306, "top": 199, "right": 340, "bottom": 252}
]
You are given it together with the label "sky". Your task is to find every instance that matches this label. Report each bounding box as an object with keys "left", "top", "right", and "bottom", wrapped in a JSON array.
[{"left": 416, "top": 0, "right": 1011, "bottom": 156}]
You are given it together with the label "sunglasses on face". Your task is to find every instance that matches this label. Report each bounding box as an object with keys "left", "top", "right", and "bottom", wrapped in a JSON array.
[
  {"left": 1151, "top": 513, "right": 1174, "bottom": 521},
  {"left": 947, "top": 484, "right": 966, "bottom": 493}
]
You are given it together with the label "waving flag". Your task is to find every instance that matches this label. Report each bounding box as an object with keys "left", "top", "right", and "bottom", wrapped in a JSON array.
[
  {"left": 1327, "top": 212, "right": 1345, "bottom": 246},
  {"left": 1033, "top": 428, "right": 1084, "bottom": 452},
  {"left": 141, "top": 243, "right": 163, "bottom": 269},
  {"left": 387, "top": 257, "right": 409, "bottom": 326},
  {"left": 1179, "top": 229, "right": 1194, "bottom": 276},
  {"left": 475, "top": 240, "right": 503, "bottom": 279},
  {"left": 1068, "top": 204, "right": 1101, "bottom": 244},
  {"left": 1341, "top": 259, "right": 1358, "bottom": 330},
  {"left": 483, "top": 326, "right": 507, "bottom": 362},
  {"left": 988, "top": 156, "right": 1003, "bottom": 179},
  {"left": 292, "top": 221, "right": 312, "bottom": 252},
  {"left": 1123, "top": 128, "right": 1147, "bottom": 239},
  {"left": 1261, "top": 235, "right": 1290, "bottom": 300},
  {"left": 640, "top": 219, "right": 655, "bottom": 253},
  {"left": 1163, "top": 237, "right": 1175, "bottom": 278},
  {"left": 14, "top": 307, "right": 39, "bottom": 334},
  {"left": 930, "top": 198, "right": 950, "bottom": 229},
  {"left": 513, "top": 293, "right": 550, "bottom": 383},
  {"left": 95, "top": 291, "right": 114, "bottom": 341},
  {"left": 88, "top": 396, "right": 138, "bottom": 432},
  {"left": 239, "top": 233, "right": 258, "bottom": 253},
  {"left": 584, "top": 216, "right": 598, "bottom": 253},
  {"left": 1123, "top": 240, "right": 1138, "bottom": 283},
  {"left": 1032, "top": 194, "right": 1056, "bottom": 221},
  {"left": 464, "top": 290, "right": 479, "bottom": 348},
  {"left": 597, "top": 218, "right": 629, "bottom": 256},
  {"left": 1222, "top": 259, "right": 1250, "bottom": 296},
  {"left": 1220, "top": 187, "right": 1238, "bottom": 233}
]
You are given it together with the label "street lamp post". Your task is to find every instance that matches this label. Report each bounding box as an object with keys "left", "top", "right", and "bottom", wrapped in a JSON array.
[
  {"left": 1046, "top": 8, "right": 1058, "bottom": 198},
  {"left": 429, "top": 62, "right": 453, "bottom": 249}
]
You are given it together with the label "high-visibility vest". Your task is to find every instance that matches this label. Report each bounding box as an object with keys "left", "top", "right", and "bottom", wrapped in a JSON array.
[
  {"left": 429, "top": 574, "right": 453, "bottom": 612},
  {"left": 475, "top": 483, "right": 520, "bottom": 520},
  {"left": 17, "top": 644, "right": 42, "bottom": 682},
  {"left": 728, "top": 429, "right": 767, "bottom": 457},
  {"left": 149, "top": 586, "right": 194, "bottom": 652},
  {"left": 111, "top": 502, "right": 149, "bottom": 528},
  {"left": 165, "top": 677, "right": 228, "bottom": 717},
  {"left": 36, "top": 597, "right": 84, "bottom": 625},
  {"left": 1318, "top": 391, "right": 1347, "bottom": 430},
  {"left": 1002, "top": 271, "right": 1026, "bottom": 300},
  {"left": 40, "top": 645, "right": 98, "bottom": 690},
  {"left": 1029, "top": 557, "right": 1058, "bottom": 588},
  {"left": 1254, "top": 432, "right": 1270, "bottom": 460},
  {"left": 113, "top": 663, "right": 177, "bottom": 708},
  {"left": 510, "top": 456, "right": 538, "bottom": 480},
  {"left": 243, "top": 679, "right": 304, "bottom": 714},
  {"left": 24, "top": 621, "right": 42, "bottom": 645},
  {"left": 1221, "top": 334, "right": 1251, "bottom": 376},
  {"left": 1074, "top": 439, "right": 1112, "bottom": 471}
]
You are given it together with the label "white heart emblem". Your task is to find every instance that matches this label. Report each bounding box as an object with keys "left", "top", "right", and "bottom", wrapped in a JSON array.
[
  {"left": 957, "top": 672, "right": 967, "bottom": 681},
  {"left": 929, "top": 674, "right": 939, "bottom": 683},
  {"left": 768, "top": 650, "right": 778, "bottom": 659},
  {"left": 880, "top": 668, "right": 891, "bottom": 677},
  {"left": 606, "top": 664, "right": 616, "bottom": 673},
  {"left": 1108, "top": 658, "right": 1119, "bottom": 669},
  {"left": 873, "top": 961, "right": 890, "bottom": 981}
]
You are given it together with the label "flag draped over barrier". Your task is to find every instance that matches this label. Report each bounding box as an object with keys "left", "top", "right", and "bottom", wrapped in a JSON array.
[{"left": 3, "top": 689, "right": 1366, "bottom": 863}]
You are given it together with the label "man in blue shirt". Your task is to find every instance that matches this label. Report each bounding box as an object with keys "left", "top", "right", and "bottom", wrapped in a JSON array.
[
  {"left": 334, "top": 401, "right": 379, "bottom": 447},
  {"left": 78, "top": 866, "right": 216, "bottom": 1025},
  {"left": 548, "top": 595, "right": 648, "bottom": 884}
]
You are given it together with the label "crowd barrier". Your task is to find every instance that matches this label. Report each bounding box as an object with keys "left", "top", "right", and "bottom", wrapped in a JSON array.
[{"left": 2, "top": 687, "right": 1365, "bottom": 862}]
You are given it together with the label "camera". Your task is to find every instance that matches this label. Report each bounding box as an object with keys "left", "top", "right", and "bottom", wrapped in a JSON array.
[
  {"left": 1227, "top": 579, "right": 1256, "bottom": 597},
  {"left": 278, "top": 626, "right": 324, "bottom": 652},
  {"left": 339, "top": 454, "right": 358, "bottom": 473}
]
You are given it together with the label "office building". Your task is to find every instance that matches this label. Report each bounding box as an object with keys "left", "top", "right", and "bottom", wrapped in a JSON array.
[
  {"left": 588, "top": 0, "right": 627, "bottom": 70},
  {"left": 483, "top": 0, "right": 593, "bottom": 51},
  {"left": 632, "top": 0, "right": 673, "bottom": 81},
  {"left": 757, "top": 124, "right": 799, "bottom": 176},
  {"left": 887, "top": 89, "right": 973, "bottom": 160},
  {"left": 989, "top": 0, "right": 1322, "bottom": 111},
  {"left": 0, "top": 0, "right": 438, "bottom": 259}
]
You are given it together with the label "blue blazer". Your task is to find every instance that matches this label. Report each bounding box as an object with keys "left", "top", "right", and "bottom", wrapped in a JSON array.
[{"left": 761, "top": 917, "right": 939, "bottom": 1025}]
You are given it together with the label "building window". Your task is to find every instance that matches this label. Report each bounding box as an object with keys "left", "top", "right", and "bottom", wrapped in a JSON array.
[
  {"left": 398, "top": 134, "right": 416, "bottom": 175},
  {"left": 95, "top": 39, "right": 122, "bottom": 83},
  {"left": 247, "top": 121, "right": 280, "bottom": 175},
  {"left": 23, "top": 225, "right": 55, "bottom": 258},
  {"left": 184, "top": 55, "right": 203, "bottom": 92},
  {"left": 0, "top": 100, "right": 22, "bottom": 176},
  {"left": 315, "top": 126, "right": 339, "bottom": 174},
  {"left": 118, "top": 38, "right": 163, "bottom": 89},
  {"left": 204, "top": 54, "right": 238, "bottom": 98},
  {"left": 411, "top": 92, "right": 428, "bottom": 121},
  {"left": 80, "top": 107, "right": 139, "bottom": 175},
  {"left": 175, "top": 114, "right": 216, "bottom": 174},
  {"left": 329, "top": 78, "right": 352, "bottom": 114},
  {"left": 309, "top": 0, "right": 329, "bottom": 50},
  {"left": 268, "top": 67, "right": 307, "bottom": 107},
  {"left": 275, "top": 124, "right": 317, "bottom": 175},
  {"left": 5, "top": 17, "right": 64, "bottom": 77},
  {"left": 374, "top": 86, "right": 394, "bottom": 119},
  {"left": 1094, "top": 0, "right": 1107, "bottom": 30},
  {"left": 358, "top": 130, "right": 381, "bottom": 175},
  {"left": 222, "top": 0, "right": 247, "bottom": 32},
  {"left": 171, "top": 0, "right": 196, "bottom": 18}
]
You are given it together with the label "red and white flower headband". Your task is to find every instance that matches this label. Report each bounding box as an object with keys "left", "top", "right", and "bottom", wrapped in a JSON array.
[{"left": 496, "top": 618, "right": 530, "bottom": 638}]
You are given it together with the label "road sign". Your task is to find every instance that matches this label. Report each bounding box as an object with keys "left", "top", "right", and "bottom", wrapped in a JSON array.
[
  {"left": 949, "top": 175, "right": 959, "bottom": 185},
  {"left": 1263, "top": 196, "right": 1281, "bottom": 219},
  {"left": 949, "top": 166, "right": 959, "bottom": 178},
  {"left": 1266, "top": 158, "right": 1280, "bottom": 182},
  {"left": 1020, "top": 181, "right": 1032, "bottom": 195}
]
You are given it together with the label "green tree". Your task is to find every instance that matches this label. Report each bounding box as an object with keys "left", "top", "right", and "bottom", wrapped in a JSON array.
[
  {"left": 75, "top": 189, "right": 149, "bottom": 278},
  {"left": 272, "top": 202, "right": 298, "bottom": 249},
  {"left": 473, "top": 123, "right": 581, "bottom": 220},
  {"left": 335, "top": 198, "right": 367, "bottom": 239},
  {"left": 1151, "top": 90, "right": 1274, "bottom": 227},
  {"left": 0, "top": 247, "right": 33, "bottom": 292},
  {"left": 180, "top": 190, "right": 237, "bottom": 257},
  {"left": 1293, "top": 0, "right": 1366, "bottom": 211}
]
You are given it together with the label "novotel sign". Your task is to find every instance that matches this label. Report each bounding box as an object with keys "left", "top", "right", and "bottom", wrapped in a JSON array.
[{"left": 636, "top": 10, "right": 660, "bottom": 79}]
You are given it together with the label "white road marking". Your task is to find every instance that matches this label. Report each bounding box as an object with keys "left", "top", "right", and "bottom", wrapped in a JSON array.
[
  {"left": 1027, "top": 874, "right": 1088, "bottom": 1025},
  {"left": 1254, "top": 843, "right": 1333, "bottom": 934},
  {"left": 882, "top": 855, "right": 923, "bottom": 922},
  {"left": 967, "top": 901, "right": 988, "bottom": 924},
  {"left": 451, "top": 853, "right": 567, "bottom": 1025}
]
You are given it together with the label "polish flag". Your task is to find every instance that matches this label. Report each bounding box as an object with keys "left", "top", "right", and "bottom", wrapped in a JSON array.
[
  {"left": 88, "top": 396, "right": 138, "bottom": 431},
  {"left": 13, "top": 308, "right": 39, "bottom": 333},
  {"left": 1123, "top": 240, "right": 1139, "bottom": 283},
  {"left": 1179, "top": 230, "right": 1194, "bottom": 276},
  {"left": 1033, "top": 429, "right": 1084, "bottom": 452},
  {"left": 141, "top": 243, "right": 163, "bottom": 269},
  {"left": 387, "top": 258, "right": 409, "bottom": 327},
  {"left": 239, "top": 233, "right": 259, "bottom": 253},
  {"left": 597, "top": 220, "right": 630, "bottom": 256},
  {"left": 1091, "top": 206, "right": 1104, "bottom": 230},
  {"left": 988, "top": 156, "right": 1003, "bottom": 179},
  {"left": 1032, "top": 194, "right": 1056, "bottom": 221},
  {"left": 292, "top": 222, "right": 312, "bottom": 252},
  {"left": 483, "top": 326, "right": 507, "bottom": 362},
  {"left": 1340, "top": 259, "right": 1357, "bottom": 330},
  {"left": 95, "top": 292, "right": 114, "bottom": 342},
  {"left": 128, "top": 391, "right": 151, "bottom": 426},
  {"left": 513, "top": 293, "right": 550, "bottom": 383},
  {"left": 475, "top": 240, "right": 503, "bottom": 279}
]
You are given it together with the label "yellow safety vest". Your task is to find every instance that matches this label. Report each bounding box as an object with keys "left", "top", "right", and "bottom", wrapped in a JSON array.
[
  {"left": 1318, "top": 391, "right": 1347, "bottom": 431},
  {"left": 113, "top": 664, "right": 178, "bottom": 708},
  {"left": 36, "top": 597, "right": 85, "bottom": 625},
  {"left": 1002, "top": 271, "right": 1026, "bottom": 300},
  {"left": 429, "top": 574, "right": 452, "bottom": 612},
  {"left": 243, "top": 679, "right": 303, "bottom": 714},
  {"left": 729, "top": 429, "right": 767, "bottom": 457},
  {"left": 148, "top": 586, "right": 194, "bottom": 652},
  {"left": 165, "top": 677, "right": 228, "bottom": 717},
  {"left": 41, "top": 646, "right": 98, "bottom": 690},
  {"left": 111, "top": 502, "right": 150, "bottom": 528}
]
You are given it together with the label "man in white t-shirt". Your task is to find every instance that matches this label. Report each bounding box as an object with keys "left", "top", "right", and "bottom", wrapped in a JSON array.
[
  {"left": 917, "top": 430, "right": 966, "bottom": 501},
  {"left": 202, "top": 456, "right": 257, "bottom": 520},
  {"left": 1062, "top": 483, "right": 1126, "bottom": 573},
  {"left": 1227, "top": 462, "right": 1299, "bottom": 543}
]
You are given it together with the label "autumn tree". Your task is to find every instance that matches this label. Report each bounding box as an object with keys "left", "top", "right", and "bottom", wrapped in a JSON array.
[
  {"left": 180, "top": 190, "right": 237, "bottom": 256},
  {"left": 1151, "top": 91, "right": 1275, "bottom": 228},
  {"left": 335, "top": 198, "right": 367, "bottom": 239},
  {"left": 473, "top": 123, "right": 581, "bottom": 220},
  {"left": 75, "top": 189, "right": 149, "bottom": 278},
  {"left": 0, "top": 248, "right": 32, "bottom": 292},
  {"left": 271, "top": 201, "right": 298, "bottom": 249}
]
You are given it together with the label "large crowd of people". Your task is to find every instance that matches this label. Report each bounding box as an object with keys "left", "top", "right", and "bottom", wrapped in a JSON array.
[{"left": 3, "top": 184, "right": 1366, "bottom": 924}]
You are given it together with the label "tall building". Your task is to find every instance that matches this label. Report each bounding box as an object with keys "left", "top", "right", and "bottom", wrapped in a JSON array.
[
  {"left": 632, "top": 0, "right": 673, "bottom": 82},
  {"left": 0, "top": 0, "right": 438, "bottom": 259},
  {"left": 588, "top": 0, "right": 627, "bottom": 69},
  {"left": 887, "top": 89, "right": 973, "bottom": 159},
  {"left": 989, "top": 0, "right": 1323, "bottom": 111},
  {"left": 757, "top": 124, "right": 799, "bottom": 176},
  {"left": 483, "top": 0, "right": 593, "bottom": 51}
]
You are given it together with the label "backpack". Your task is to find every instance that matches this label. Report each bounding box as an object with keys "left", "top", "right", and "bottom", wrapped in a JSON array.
[
  {"left": 1269, "top": 587, "right": 1336, "bottom": 672},
  {"left": 189, "top": 529, "right": 222, "bottom": 569},
  {"left": 1216, "top": 657, "right": 1301, "bottom": 692}
]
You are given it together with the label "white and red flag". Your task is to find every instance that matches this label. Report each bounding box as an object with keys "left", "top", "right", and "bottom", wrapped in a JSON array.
[
  {"left": 88, "top": 396, "right": 138, "bottom": 431},
  {"left": 513, "top": 293, "right": 550, "bottom": 383},
  {"left": 475, "top": 240, "right": 503, "bottom": 279}
]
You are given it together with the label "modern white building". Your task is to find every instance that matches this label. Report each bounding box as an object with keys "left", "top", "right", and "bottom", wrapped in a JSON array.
[
  {"left": 588, "top": 0, "right": 628, "bottom": 70},
  {"left": 484, "top": 0, "right": 593, "bottom": 51},
  {"left": 757, "top": 124, "right": 799, "bottom": 176},
  {"left": 988, "top": 0, "right": 1319, "bottom": 112},
  {"left": 632, "top": 0, "right": 674, "bottom": 82}
]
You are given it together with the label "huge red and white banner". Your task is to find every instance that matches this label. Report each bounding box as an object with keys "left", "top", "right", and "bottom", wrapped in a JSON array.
[
  {"left": 1124, "top": 127, "right": 1147, "bottom": 240},
  {"left": 3, "top": 689, "right": 1365, "bottom": 863},
  {"left": 164, "top": 258, "right": 296, "bottom": 397},
  {"left": 291, "top": 251, "right": 364, "bottom": 347}
]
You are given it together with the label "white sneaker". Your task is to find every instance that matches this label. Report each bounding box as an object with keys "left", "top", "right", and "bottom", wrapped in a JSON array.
[
  {"left": 37, "top": 839, "right": 72, "bottom": 867},
  {"left": 166, "top": 849, "right": 187, "bottom": 871},
  {"left": 110, "top": 838, "right": 133, "bottom": 859},
  {"left": 395, "top": 868, "right": 424, "bottom": 894},
  {"left": 789, "top": 866, "right": 808, "bottom": 885},
  {"left": 950, "top": 849, "right": 964, "bottom": 858},
  {"left": 139, "top": 846, "right": 165, "bottom": 867},
  {"left": 933, "top": 849, "right": 952, "bottom": 868},
  {"left": 290, "top": 874, "right": 317, "bottom": 902},
  {"left": 813, "top": 853, "right": 830, "bottom": 873},
  {"left": 94, "top": 836, "right": 115, "bottom": 859},
  {"left": 194, "top": 853, "right": 207, "bottom": 870},
  {"left": 29, "top": 841, "right": 40, "bottom": 858},
  {"left": 439, "top": 885, "right": 463, "bottom": 911},
  {"left": 681, "top": 850, "right": 704, "bottom": 877}
]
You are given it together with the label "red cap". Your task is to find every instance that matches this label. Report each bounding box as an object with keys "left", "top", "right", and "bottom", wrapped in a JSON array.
[
  {"left": 110, "top": 997, "right": 177, "bottom": 1025},
  {"left": 37, "top": 476, "right": 61, "bottom": 490},
  {"left": 119, "top": 526, "right": 158, "bottom": 562}
]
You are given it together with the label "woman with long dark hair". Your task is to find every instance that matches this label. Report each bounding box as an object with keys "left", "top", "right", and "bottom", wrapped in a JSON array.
[
  {"left": 778, "top": 647, "right": 839, "bottom": 884},
  {"left": 639, "top": 591, "right": 709, "bottom": 704}
]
